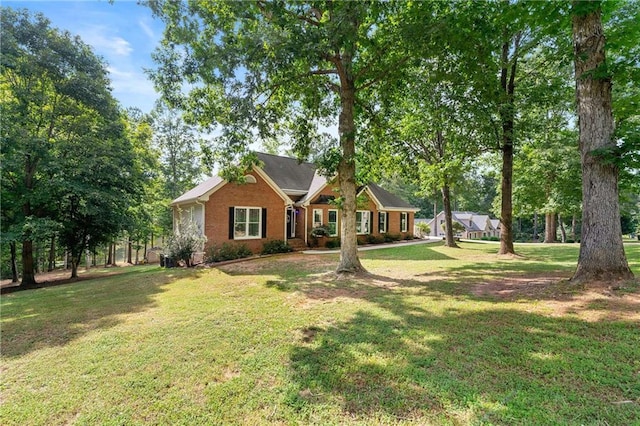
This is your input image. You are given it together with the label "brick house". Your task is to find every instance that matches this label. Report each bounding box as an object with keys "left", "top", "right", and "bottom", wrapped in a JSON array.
[
  {"left": 426, "top": 211, "right": 501, "bottom": 239},
  {"left": 171, "top": 153, "right": 420, "bottom": 252}
]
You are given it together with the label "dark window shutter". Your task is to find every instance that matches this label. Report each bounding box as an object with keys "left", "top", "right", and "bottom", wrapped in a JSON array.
[
  {"left": 229, "top": 207, "right": 235, "bottom": 240},
  {"left": 262, "top": 208, "right": 267, "bottom": 238},
  {"left": 378, "top": 212, "right": 383, "bottom": 232},
  {"left": 369, "top": 211, "right": 374, "bottom": 234}
]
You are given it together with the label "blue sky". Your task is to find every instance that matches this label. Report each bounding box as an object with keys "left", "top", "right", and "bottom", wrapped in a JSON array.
[{"left": 5, "top": 0, "right": 165, "bottom": 113}]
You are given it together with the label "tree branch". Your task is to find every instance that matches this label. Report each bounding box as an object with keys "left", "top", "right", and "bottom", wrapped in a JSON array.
[
  {"left": 309, "top": 69, "right": 338, "bottom": 76},
  {"left": 356, "top": 56, "right": 410, "bottom": 92}
]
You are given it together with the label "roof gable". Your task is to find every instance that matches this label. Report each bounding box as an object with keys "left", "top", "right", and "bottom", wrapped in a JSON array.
[
  {"left": 171, "top": 175, "right": 225, "bottom": 205},
  {"left": 256, "top": 152, "right": 316, "bottom": 194},
  {"left": 366, "top": 183, "right": 419, "bottom": 211}
]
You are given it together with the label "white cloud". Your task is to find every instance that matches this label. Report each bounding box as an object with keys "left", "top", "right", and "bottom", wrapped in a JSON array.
[
  {"left": 79, "top": 27, "right": 133, "bottom": 58},
  {"left": 139, "top": 17, "right": 156, "bottom": 41},
  {"left": 106, "top": 66, "right": 158, "bottom": 111},
  {"left": 107, "top": 66, "right": 155, "bottom": 95}
]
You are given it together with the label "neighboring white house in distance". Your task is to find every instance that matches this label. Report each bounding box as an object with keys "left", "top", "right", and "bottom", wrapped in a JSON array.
[{"left": 424, "top": 211, "right": 501, "bottom": 239}]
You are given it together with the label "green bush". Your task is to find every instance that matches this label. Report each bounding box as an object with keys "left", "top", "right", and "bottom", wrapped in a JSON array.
[
  {"left": 384, "top": 233, "right": 402, "bottom": 243},
  {"left": 366, "top": 234, "right": 385, "bottom": 244},
  {"left": 261, "top": 240, "right": 293, "bottom": 255},
  {"left": 206, "top": 243, "right": 252, "bottom": 263},
  {"left": 325, "top": 238, "right": 340, "bottom": 249},
  {"left": 403, "top": 233, "right": 415, "bottom": 240},
  {"left": 415, "top": 222, "right": 431, "bottom": 237}
]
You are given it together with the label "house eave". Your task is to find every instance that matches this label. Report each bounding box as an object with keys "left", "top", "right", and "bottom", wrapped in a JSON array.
[
  {"left": 283, "top": 189, "right": 308, "bottom": 196},
  {"left": 382, "top": 207, "right": 421, "bottom": 213}
]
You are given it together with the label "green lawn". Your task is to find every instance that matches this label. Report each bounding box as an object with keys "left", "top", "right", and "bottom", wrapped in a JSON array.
[{"left": 2, "top": 242, "right": 638, "bottom": 425}]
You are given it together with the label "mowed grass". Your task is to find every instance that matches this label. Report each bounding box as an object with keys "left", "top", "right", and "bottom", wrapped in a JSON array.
[{"left": 1, "top": 242, "right": 638, "bottom": 425}]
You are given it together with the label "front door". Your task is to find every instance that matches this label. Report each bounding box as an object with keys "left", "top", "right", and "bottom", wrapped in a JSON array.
[{"left": 287, "top": 209, "right": 296, "bottom": 238}]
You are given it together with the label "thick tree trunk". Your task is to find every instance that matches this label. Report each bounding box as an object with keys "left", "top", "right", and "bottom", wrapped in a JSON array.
[
  {"left": 335, "top": 57, "right": 364, "bottom": 274},
  {"left": 571, "top": 3, "right": 633, "bottom": 282},
  {"left": 498, "top": 34, "right": 520, "bottom": 255},
  {"left": 71, "top": 255, "right": 80, "bottom": 279},
  {"left": 21, "top": 239, "right": 37, "bottom": 286},
  {"left": 10, "top": 241, "right": 19, "bottom": 283},
  {"left": 441, "top": 183, "right": 459, "bottom": 248},
  {"left": 544, "top": 212, "right": 557, "bottom": 243},
  {"left": 558, "top": 213, "right": 567, "bottom": 243}
]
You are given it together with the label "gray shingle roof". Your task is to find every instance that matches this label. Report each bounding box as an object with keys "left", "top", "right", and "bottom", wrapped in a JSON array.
[
  {"left": 367, "top": 182, "right": 417, "bottom": 210},
  {"left": 256, "top": 152, "right": 316, "bottom": 193},
  {"left": 171, "top": 175, "right": 224, "bottom": 205},
  {"left": 172, "top": 153, "right": 418, "bottom": 212}
]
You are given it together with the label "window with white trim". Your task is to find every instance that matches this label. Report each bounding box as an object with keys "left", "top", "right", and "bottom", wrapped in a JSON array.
[
  {"left": 400, "top": 212, "right": 408, "bottom": 232},
  {"left": 378, "top": 212, "right": 387, "bottom": 233},
  {"left": 313, "top": 209, "right": 323, "bottom": 228},
  {"left": 234, "top": 207, "right": 261, "bottom": 239},
  {"left": 328, "top": 209, "right": 338, "bottom": 236},
  {"left": 356, "top": 211, "right": 371, "bottom": 235}
]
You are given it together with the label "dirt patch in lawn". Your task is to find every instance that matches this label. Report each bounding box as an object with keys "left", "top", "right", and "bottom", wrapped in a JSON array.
[
  {"left": 1, "top": 264, "right": 139, "bottom": 294},
  {"left": 217, "top": 252, "right": 337, "bottom": 275},
  {"left": 472, "top": 273, "right": 640, "bottom": 322}
]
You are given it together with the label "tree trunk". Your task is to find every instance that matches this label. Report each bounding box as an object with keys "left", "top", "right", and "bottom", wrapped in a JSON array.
[
  {"left": 21, "top": 159, "right": 37, "bottom": 286},
  {"left": 498, "top": 33, "right": 521, "bottom": 255},
  {"left": 571, "top": 2, "right": 633, "bottom": 282},
  {"left": 127, "top": 239, "right": 133, "bottom": 264},
  {"left": 111, "top": 242, "right": 117, "bottom": 266},
  {"left": 558, "top": 213, "right": 567, "bottom": 243},
  {"left": 10, "top": 241, "right": 19, "bottom": 283},
  {"left": 70, "top": 254, "right": 80, "bottom": 279},
  {"left": 107, "top": 241, "right": 113, "bottom": 265},
  {"left": 21, "top": 239, "right": 37, "bottom": 286},
  {"left": 533, "top": 211, "right": 538, "bottom": 242},
  {"left": 432, "top": 194, "right": 438, "bottom": 237},
  {"left": 441, "top": 183, "right": 459, "bottom": 248},
  {"left": 48, "top": 236, "right": 56, "bottom": 271},
  {"left": 544, "top": 212, "right": 557, "bottom": 243},
  {"left": 335, "top": 54, "right": 364, "bottom": 274},
  {"left": 34, "top": 242, "right": 40, "bottom": 274}
]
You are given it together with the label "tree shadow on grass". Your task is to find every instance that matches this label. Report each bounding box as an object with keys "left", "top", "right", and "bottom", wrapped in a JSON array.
[
  {"left": 285, "top": 292, "right": 640, "bottom": 424},
  {"left": 219, "top": 250, "right": 638, "bottom": 422},
  {"left": 0, "top": 266, "right": 204, "bottom": 358}
]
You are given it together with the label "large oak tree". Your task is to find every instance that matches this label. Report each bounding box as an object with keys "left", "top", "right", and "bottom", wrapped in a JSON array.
[
  {"left": 146, "top": 1, "right": 406, "bottom": 273},
  {"left": 570, "top": 1, "right": 633, "bottom": 282}
]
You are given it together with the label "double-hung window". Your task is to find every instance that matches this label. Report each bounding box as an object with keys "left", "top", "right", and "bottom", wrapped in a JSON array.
[
  {"left": 400, "top": 212, "right": 408, "bottom": 232},
  {"left": 328, "top": 209, "right": 338, "bottom": 236},
  {"left": 234, "top": 207, "right": 261, "bottom": 239},
  {"left": 378, "top": 212, "right": 387, "bottom": 234},
  {"left": 313, "top": 209, "right": 323, "bottom": 228},
  {"left": 356, "top": 211, "right": 371, "bottom": 235}
]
